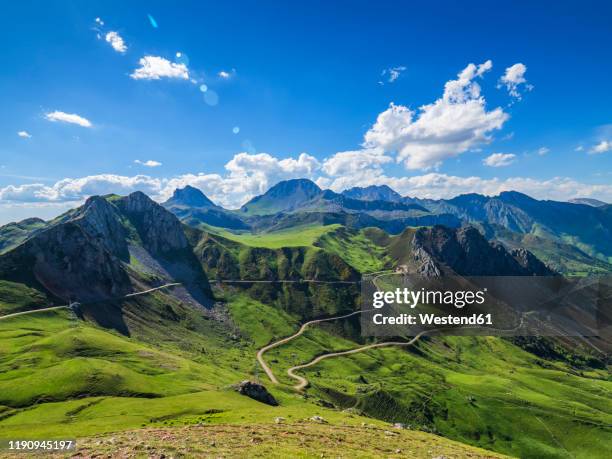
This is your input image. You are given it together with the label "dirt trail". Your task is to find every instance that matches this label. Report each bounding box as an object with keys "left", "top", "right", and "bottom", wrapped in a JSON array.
[
  {"left": 287, "top": 331, "right": 428, "bottom": 390},
  {"left": 256, "top": 271, "right": 396, "bottom": 388},
  {"left": 256, "top": 309, "right": 366, "bottom": 384}
]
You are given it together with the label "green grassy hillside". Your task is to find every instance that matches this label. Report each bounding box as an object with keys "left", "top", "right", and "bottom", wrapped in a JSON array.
[
  {"left": 262, "top": 323, "right": 611, "bottom": 459},
  {"left": 205, "top": 224, "right": 341, "bottom": 249},
  {"left": 0, "top": 222, "right": 610, "bottom": 458}
]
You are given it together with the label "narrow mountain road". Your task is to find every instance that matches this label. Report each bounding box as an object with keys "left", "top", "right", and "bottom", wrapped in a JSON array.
[
  {"left": 210, "top": 279, "right": 359, "bottom": 285},
  {"left": 256, "top": 309, "right": 367, "bottom": 384},
  {"left": 255, "top": 271, "right": 395, "bottom": 387},
  {"left": 0, "top": 305, "right": 69, "bottom": 321},
  {"left": 256, "top": 270, "right": 534, "bottom": 391},
  {"left": 287, "top": 331, "right": 428, "bottom": 390},
  {"left": 123, "top": 282, "right": 182, "bottom": 297},
  {"left": 0, "top": 282, "right": 181, "bottom": 321}
]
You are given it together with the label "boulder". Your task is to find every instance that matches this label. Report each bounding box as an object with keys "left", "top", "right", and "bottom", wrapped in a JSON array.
[{"left": 235, "top": 380, "right": 278, "bottom": 406}]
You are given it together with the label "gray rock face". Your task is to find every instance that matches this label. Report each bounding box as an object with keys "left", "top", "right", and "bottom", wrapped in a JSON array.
[
  {"left": 72, "top": 196, "right": 129, "bottom": 259},
  {"left": 235, "top": 380, "right": 278, "bottom": 406},
  {"left": 412, "top": 225, "right": 554, "bottom": 276},
  {"left": 510, "top": 248, "right": 554, "bottom": 275},
  {"left": 0, "top": 221, "right": 130, "bottom": 302},
  {"left": 116, "top": 192, "right": 189, "bottom": 254}
]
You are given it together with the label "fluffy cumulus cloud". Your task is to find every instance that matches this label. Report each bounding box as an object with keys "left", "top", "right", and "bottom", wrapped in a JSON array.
[
  {"left": 44, "top": 111, "right": 92, "bottom": 127},
  {"left": 317, "top": 148, "right": 392, "bottom": 190},
  {"left": 590, "top": 140, "right": 611, "bottom": 154},
  {"left": 105, "top": 31, "right": 127, "bottom": 53},
  {"left": 483, "top": 152, "right": 516, "bottom": 167},
  {"left": 134, "top": 159, "right": 162, "bottom": 167},
  {"left": 130, "top": 56, "right": 189, "bottom": 80},
  {"left": 3, "top": 151, "right": 612, "bottom": 209},
  {"left": 364, "top": 60, "right": 508, "bottom": 170},
  {"left": 17, "top": 131, "right": 31, "bottom": 138},
  {"left": 0, "top": 175, "right": 162, "bottom": 203},
  {"left": 0, "top": 153, "right": 321, "bottom": 209},
  {"left": 499, "top": 63, "right": 532, "bottom": 99}
]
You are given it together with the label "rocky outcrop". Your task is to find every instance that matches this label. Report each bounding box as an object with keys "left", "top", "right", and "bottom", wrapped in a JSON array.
[
  {"left": 235, "top": 381, "right": 278, "bottom": 406},
  {"left": 71, "top": 196, "right": 130, "bottom": 260},
  {"left": 116, "top": 192, "right": 189, "bottom": 254},
  {"left": 0, "top": 221, "right": 130, "bottom": 302},
  {"left": 510, "top": 248, "right": 554, "bottom": 275},
  {"left": 412, "top": 225, "right": 554, "bottom": 276}
]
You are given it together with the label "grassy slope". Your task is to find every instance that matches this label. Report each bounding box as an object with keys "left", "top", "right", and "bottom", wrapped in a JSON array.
[
  {"left": 41, "top": 424, "right": 510, "bottom": 458},
  {"left": 0, "top": 280, "right": 55, "bottom": 315},
  {"left": 204, "top": 224, "right": 342, "bottom": 249},
  {"left": 0, "top": 219, "right": 46, "bottom": 255},
  {"left": 1, "top": 223, "right": 610, "bottom": 458},
  {"left": 0, "top": 299, "right": 506, "bottom": 459},
  {"left": 261, "top": 324, "right": 611, "bottom": 459},
  {"left": 314, "top": 226, "right": 392, "bottom": 272}
]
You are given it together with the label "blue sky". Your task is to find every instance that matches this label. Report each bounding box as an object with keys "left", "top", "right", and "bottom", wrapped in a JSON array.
[{"left": 1, "top": 0, "right": 611, "bottom": 223}]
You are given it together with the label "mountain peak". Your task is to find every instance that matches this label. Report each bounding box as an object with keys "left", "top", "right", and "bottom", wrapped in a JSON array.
[
  {"left": 240, "top": 179, "right": 322, "bottom": 215},
  {"left": 166, "top": 186, "right": 215, "bottom": 208},
  {"left": 342, "top": 185, "right": 402, "bottom": 202},
  {"left": 497, "top": 190, "right": 537, "bottom": 204},
  {"left": 266, "top": 178, "right": 321, "bottom": 196}
]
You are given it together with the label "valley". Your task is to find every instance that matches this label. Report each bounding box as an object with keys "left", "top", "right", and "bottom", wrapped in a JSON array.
[{"left": 0, "top": 182, "right": 610, "bottom": 458}]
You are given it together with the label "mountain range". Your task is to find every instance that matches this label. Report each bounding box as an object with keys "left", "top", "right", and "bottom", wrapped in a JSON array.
[
  {"left": 0, "top": 180, "right": 610, "bottom": 459},
  {"left": 158, "top": 179, "right": 612, "bottom": 269}
]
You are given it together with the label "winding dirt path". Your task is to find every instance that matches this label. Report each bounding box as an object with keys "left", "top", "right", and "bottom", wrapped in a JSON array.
[
  {"left": 256, "top": 309, "right": 366, "bottom": 384},
  {"left": 256, "top": 271, "right": 396, "bottom": 387},
  {"left": 287, "top": 331, "right": 428, "bottom": 390},
  {"left": 256, "top": 270, "right": 534, "bottom": 391}
]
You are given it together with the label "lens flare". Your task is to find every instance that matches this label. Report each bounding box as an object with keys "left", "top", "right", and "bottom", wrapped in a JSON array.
[
  {"left": 199, "top": 84, "right": 208, "bottom": 93},
  {"left": 204, "top": 90, "right": 219, "bottom": 106},
  {"left": 175, "top": 52, "right": 189, "bottom": 66},
  {"left": 232, "top": 126, "right": 240, "bottom": 134},
  {"left": 147, "top": 14, "right": 158, "bottom": 28}
]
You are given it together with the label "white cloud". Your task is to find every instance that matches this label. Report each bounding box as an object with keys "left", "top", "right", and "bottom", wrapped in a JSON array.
[
  {"left": 575, "top": 145, "right": 584, "bottom": 152},
  {"left": 483, "top": 153, "right": 516, "bottom": 167},
  {"left": 134, "top": 160, "right": 162, "bottom": 167},
  {"left": 381, "top": 66, "right": 406, "bottom": 84},
  {"left": 322, "top": 148, "right": 391, "bottom": 176},
  {"left": 3, "top": 151, "right": 612, "bottom": 208},
  {"left": 45, "top": 111, "right": 92, "bottom": 127},
  {"left": 95, "top": 17, "right": 104, "bottom": 26},
  {"left": 130, "top": 56, "right": 189, "bottom": 80},
  {"left": 218, "top": 69, "right": 236, "bottom": 79},
  {"left": 317, "top": 148, "right": 392, "bottom": 191},
  {"left": 364, "top": 60, "right": 508, "bottom": 170},
  {"left": 499, "top": 63, "right": 531, "bottom": 99},
  {"left": 105, "top": 31, "right": 127, "bottom": 53},
  {"left": 17, "top": 131, "right": 31, "bottom": 138},
  {"left": 590, "top": 140, "right": 611, "bottom": 154},
  {"left": 537, "top": 147, "right": 550, "bottom": 156},
  {"left": 0, "top": 175, "right": 162, "bottom": 203},
  {"left": 323, "top": 170, "right": 612, "bottom": 203}
]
